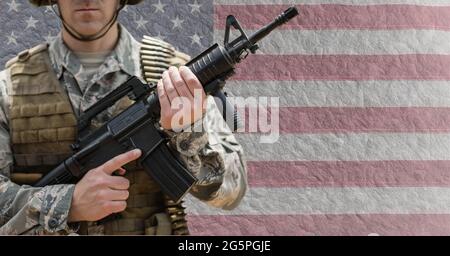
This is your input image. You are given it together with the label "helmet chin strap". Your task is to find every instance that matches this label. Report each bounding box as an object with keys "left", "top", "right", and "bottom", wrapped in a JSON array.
[{"left": 49, "top": 0, "right": 127, "bottom": 42}]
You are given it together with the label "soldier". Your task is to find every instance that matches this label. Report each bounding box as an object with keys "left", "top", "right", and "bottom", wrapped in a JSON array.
[{"left": 0, "top": 0, "right": 247, "bottom": 235}]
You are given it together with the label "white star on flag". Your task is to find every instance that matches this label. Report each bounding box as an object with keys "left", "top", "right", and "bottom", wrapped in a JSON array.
[
  {"left": 45, "top": 6, "right": 54, "bottom": 13},
  {"left": 25, "top": 16, "right": 39, "bottom": 30},
  {"left": 135, "top": 15, "right": 149, "bottom": 29},
  {"left": 171, "top": 16, "right": 184, "bottom": 29},
  {"left": 190, "top": 33, "right": 203, "bottom": 47},
  {"left": 155, "top": 32, "right": 167, "bottom": 41},
  {"left": 44, "top": 31, "right": 56, "bottom": 43},
  {"left": 7, "top": 0, "right": 21, "bottom": 12},
  {"left": 7, "top": 31, "right": 18, "bottom": 46},
  {"left": 189, "top": 0, "right": 202, "bottom": 14},
  {"left": 152, "top": 0, "right": 167, "bottom": 13}
]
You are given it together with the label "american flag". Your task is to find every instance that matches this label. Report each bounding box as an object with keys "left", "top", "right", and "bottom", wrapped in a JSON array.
[{"left": 3, "top": 0, "right": 450, "bottom": 236}]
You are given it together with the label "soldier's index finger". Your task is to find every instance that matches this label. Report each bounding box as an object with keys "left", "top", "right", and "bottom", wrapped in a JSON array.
[
  {"left": 99, "top": 149, "right": 142, "bottom": 175},
  {"left": 157, "top": 79, "right": 170, "bottom": 111}
]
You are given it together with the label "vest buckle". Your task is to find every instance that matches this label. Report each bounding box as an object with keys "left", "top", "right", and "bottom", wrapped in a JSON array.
[{"left": 18, "top": 50, "right": 31, "bottom": 62}]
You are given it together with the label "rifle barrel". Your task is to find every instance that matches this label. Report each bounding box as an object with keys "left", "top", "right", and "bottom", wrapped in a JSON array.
[{"left": 249, "top": 6, "right": 298, "bottom": 45}]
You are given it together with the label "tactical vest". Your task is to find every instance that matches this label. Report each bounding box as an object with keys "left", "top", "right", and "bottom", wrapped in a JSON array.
[{"left": 5, "top": 36, "right": 191, "bottom": 235}]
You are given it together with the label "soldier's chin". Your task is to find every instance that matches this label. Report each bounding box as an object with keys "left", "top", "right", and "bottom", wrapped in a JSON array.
[{"left": 74, "top": 25, "right": 106, "bottom": 37}]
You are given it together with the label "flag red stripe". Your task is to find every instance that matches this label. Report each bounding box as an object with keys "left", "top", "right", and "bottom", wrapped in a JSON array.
[
  {"left": 247, "top": 160, "right": 450, "bottom": 187},
  {"left": 188, "top": 214, "right": 450, "bottom": 235},
  {"left": 209, "top": 3, "right": 450, "bottom": 236},
  {"left": 214, "top": 4, "right": 450, "bottom": 30},
  {"left": 231, "top": 54, "right": 450, "bottom": 81},
  {"left": 241, "top": 107, "right": 450, "bottom": 133}
]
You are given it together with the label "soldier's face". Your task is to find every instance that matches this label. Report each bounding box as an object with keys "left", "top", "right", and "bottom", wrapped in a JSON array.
[{"left": 57, "top": 0, "right": 120, "bottom": 36}]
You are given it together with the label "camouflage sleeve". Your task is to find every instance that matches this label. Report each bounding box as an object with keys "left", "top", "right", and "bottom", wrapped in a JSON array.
[
  {"left": 163, "top": 49, "right": 247, "bottom": 209},
  {"left": 0, "top": 69, "right": 13, "bottom": 177},
  {"left": 167, "top": 96, "right": 248, "bottom": 210},
  {"left": 0, "top": 70, "right": 77, "bottom": 235},
  {"left": 0, "top": 175, "right": 76, "bottom": 235}
]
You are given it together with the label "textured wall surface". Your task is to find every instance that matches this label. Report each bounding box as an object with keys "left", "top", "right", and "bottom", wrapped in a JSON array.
[{"left": 3, "top": 0, "right": 450, "bottom": 236}]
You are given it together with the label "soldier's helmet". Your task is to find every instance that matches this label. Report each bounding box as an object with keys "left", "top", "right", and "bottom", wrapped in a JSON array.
[{"left": 29, "top": 0, "right": 143, "bottom": 6}]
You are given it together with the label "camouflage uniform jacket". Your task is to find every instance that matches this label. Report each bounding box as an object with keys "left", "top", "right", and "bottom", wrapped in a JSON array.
[{"left": 0, "top": 25, "right": 248, "bottom": 235}]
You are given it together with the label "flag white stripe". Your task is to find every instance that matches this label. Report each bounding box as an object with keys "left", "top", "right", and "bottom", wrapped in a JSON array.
[
  {"left": 235, "top": 133, "right": 450, "bottom": 161},
  {"left": 215, "top": 0, "right": 450, "bottom": 5},
  {"left": 214, "top": 30, "right": 450, "bottom": 55},
  {"left": 226, "top": 80, "right": 450, "bottom": 107},
  {"left": 186, "top": 187, "right": 450, "bottom": 215}
]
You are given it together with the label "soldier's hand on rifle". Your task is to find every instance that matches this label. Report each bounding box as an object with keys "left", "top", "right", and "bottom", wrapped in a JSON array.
[
  {"left": 67, "top": 149, "right": 142, "bottom": 222},
  {"left": 157, "top": 66, "right": 206, "bottom": 131}
]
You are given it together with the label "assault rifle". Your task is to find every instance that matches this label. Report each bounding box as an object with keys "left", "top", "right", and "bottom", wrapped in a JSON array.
[{"left": 35, "top": 7, "right": 299, "bottom": 203}]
